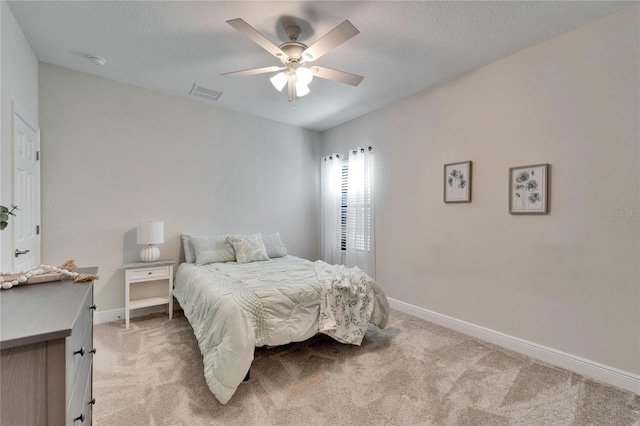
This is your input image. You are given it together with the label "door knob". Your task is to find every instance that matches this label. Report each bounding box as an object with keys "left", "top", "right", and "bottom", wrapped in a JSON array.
[{"left": 14, "top": 249, "right": 30, "bottom": 257}]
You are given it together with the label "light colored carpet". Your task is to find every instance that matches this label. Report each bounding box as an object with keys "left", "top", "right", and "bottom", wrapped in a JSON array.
[{"left": 93, "top": 310, "right": 640, "bottom": 425}]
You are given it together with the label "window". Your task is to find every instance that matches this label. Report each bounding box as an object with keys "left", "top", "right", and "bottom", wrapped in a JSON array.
[{"left": 321, "top": 146, "right": 375, "bottom": 277}]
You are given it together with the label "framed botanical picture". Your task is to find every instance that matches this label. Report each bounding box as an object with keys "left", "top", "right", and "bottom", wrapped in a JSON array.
[
  {"left": 444, "top": 161, "right": 472, "bottom": 203},
  {"left": 509, "top": 163, "right": 549, "bottom": 214}
]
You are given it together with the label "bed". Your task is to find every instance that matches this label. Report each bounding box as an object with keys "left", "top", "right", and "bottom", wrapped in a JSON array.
[{"left": 172, "top": 232, "right": 389, "bottom": 404}]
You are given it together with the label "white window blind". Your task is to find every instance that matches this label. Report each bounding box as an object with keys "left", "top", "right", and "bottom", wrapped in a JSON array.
[{"left": 339, "top": 162, "right": 348, "bottom": 251}]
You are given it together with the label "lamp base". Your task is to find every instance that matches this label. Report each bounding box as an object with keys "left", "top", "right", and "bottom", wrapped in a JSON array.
[{"left": 140, "top": 245, "right": 160, "bottom": 262}]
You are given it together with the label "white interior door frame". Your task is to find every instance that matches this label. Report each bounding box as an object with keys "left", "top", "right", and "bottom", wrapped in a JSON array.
[{"left": 12, "top": 101, "right": 40, "bottom": 271}]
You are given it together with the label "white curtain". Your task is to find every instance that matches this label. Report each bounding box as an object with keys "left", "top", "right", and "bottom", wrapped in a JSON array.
[
  {"left": 320, "top": 154, "right": 342, "bottom": 265},
  {"left": 345, "top": 147, "right": 375, "bottom": 278}
]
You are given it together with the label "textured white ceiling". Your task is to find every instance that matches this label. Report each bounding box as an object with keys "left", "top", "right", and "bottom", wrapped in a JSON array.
[{"left": 8, "top": 1, "right": 633, "bottom": 131}]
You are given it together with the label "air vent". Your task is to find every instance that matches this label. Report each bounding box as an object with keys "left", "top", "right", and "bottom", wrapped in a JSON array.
[{"left": 189, "top": 84, "right": 222, "bottom": 102}]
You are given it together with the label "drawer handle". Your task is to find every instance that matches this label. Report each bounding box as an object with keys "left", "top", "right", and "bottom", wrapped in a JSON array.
[
  {"left": 74, "top": 347, "right": 85, "bottom": 356},
  {"left": 148, "top": 271, "right": 152, "bottom": 275},
  {"left": 89, "top": 398, "right": 96, "bottom": 405},
  {"left": 90, "top": 304, "right": 97, "bottom": 310},
  {"left": 74, "top": 412, "right": 85, "bottom": 422},
  {"left": 90, "top": 348, "right": 97, "bottom": 355}
]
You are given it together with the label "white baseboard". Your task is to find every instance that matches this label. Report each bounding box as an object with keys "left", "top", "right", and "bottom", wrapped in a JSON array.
[
  {"left": 388, "top": 297, "right": 640, "bottom": 395},
  {"left": 94, "top": 305, "right": 169, "bottom": 325}
]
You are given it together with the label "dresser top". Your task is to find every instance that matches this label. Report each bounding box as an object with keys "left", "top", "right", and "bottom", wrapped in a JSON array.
[{"left": 0, "top": 267, "right": 97, "bottom": 350}]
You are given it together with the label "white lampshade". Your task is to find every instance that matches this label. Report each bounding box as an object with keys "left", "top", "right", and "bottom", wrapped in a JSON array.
[
  {"left": 295, "top": 67, "right": 313, "bottom": 85},
  {"left": 295, "top": 81, "right": 310, "bottom": 97},
  {"left": 270, "top": 72, "right": 288, "bottom": 92},
  {"left": 137, "top": 221, "right": 164, "bottom": 244},
  {"left": 137, "top": 221, "right": 164, "bottom": 262}
]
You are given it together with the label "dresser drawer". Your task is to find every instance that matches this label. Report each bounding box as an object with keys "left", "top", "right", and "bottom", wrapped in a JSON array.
[
  {"left": 66, "top": 287, "right": 94, "bottom": 403},
  {"left": 68, "top": 324, "right": 93, "bottom": 405},
  {"left": 67, "top": 359, "right": 92, "bottom": 425},
  {"left": 82, "top": 370, "right": 93, "bottom": 426},
  {"left": 129, "top": 266, "right": 170, "bottom": 281}
]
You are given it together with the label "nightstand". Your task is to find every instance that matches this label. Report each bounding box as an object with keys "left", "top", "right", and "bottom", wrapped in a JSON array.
[{"left": 123, "top": 260, "right": 175, "bottom": 329}]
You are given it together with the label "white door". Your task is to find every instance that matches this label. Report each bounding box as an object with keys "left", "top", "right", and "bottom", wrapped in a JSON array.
[{"left": 12, "top": 105, "right": 40, "bottom": 271}]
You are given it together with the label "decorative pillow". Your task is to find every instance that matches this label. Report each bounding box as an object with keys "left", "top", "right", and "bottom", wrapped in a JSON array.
[
  {"left": 181, "top": 234, "right": 196, "bottom": 263},
  {"left": 226, "top": 234, "right": 269, "bottom": 264},
  {"left": 261, "top": 232, "right": 287, "bottom": 258},
  {"left": 190, "top": 235, "right": 236, "bottom": 265}
]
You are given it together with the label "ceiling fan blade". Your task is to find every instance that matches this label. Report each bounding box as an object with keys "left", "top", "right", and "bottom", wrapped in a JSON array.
[
  {"left": 302, "top": 20, "right": 359, "bottom": 62},
  {"left": 227, "top": 18, "right": 287, "bottom": 59},
  {"left": 221, "top": 66, "right": 286, "bottom": 77},
  {"left": 310, "top": 66, "right": 364, "bottom": 86}
]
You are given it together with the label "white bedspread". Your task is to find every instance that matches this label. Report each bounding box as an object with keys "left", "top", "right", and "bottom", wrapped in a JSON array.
[{"left": 173, "top": 256, "right": 388, "bottom": 405}]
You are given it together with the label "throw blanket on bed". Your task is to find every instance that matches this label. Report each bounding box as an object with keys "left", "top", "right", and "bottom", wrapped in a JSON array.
[{"left": 315, "top": 261, "right": 378, "bottom": 345}]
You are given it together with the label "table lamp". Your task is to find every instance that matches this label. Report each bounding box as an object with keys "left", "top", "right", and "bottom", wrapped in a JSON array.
[{"left": 137, "top": 221, "right": 164, "bottom": 262}]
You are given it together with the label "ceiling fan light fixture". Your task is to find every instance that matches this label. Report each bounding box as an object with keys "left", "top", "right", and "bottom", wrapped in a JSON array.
[
  {"left": 270, "top": 72, "right": 288, "bottom": 92},
  {"left": 295, "top": 81, "right": 310, "bottom": 97},
  {"left": 295, "top": 67, "right": 313, "bottom": 85},
  {"left": 225, "top": 18, "right": 362, "bottom": 106}
]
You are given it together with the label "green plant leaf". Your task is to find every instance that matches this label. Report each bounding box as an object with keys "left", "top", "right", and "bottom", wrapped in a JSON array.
[{"left": 0, "top": 205, "right": 17, "bottom": 230}]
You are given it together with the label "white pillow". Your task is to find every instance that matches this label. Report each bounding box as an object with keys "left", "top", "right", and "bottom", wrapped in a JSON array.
[
  {"left": 261, "top": 232, "right": 287, "bottom": 258},
  {"left": 226, "top": 234, "right": 269, "bottom": 264},
  {"left": 190, "top": 235, "right": 236, "bottom": 265}
]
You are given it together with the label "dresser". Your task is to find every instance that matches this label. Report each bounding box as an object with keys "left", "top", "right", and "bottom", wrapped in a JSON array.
[{"left": 1, "top": 267, "right": 97, "bottom": 426}]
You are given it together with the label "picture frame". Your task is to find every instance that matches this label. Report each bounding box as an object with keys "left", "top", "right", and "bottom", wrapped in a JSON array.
[
  {"left": 509, "top": 163, "right": 549, "bottom": 214},
  {"left": 444, "top": 161, "right": 472, "bottom": 203}
]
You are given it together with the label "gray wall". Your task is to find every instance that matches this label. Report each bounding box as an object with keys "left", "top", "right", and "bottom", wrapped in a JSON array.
[
  {"left": 322, "top": 7, "right": 639, "bottom": 374},
  {"left": 39, "top": 63, "right": 321, "bottom": 312}
]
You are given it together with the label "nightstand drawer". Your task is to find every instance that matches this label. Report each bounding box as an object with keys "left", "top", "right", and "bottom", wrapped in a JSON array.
[{"left": 129, "top": 266, "right": 170, "bottom": 281}]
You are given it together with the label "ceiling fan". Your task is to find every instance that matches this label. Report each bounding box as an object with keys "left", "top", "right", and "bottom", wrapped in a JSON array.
[{"left": 222, "top": 18, "right": 364, "bottom": 104}]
